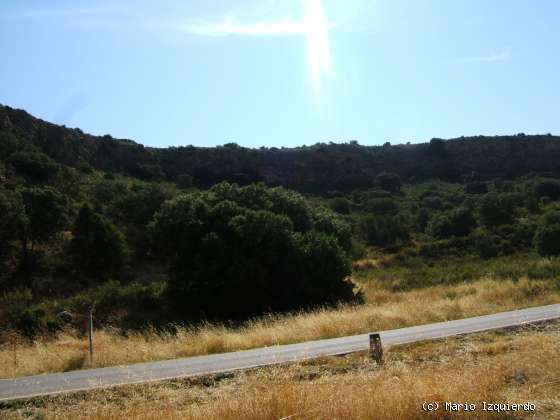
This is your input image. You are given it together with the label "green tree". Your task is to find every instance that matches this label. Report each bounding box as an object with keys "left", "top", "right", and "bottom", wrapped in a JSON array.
[
  {"left": 20, "top": 187, "right": 69, "bottom": 264},
  {"left": 177, "top": 173, "right": 194, "bottom": 189},
  {"left": 478, "top": 193, "right": 513, "bottom": 227},
  {"left": 465, "top": 181, "right": 488, "bottom": 195},
  {"left": 533, "top": 211, "right": 560, "bottom": 256},
  {"left": 364, "top": 198, "right": 399, "bottom": 215},
  {"left": 0, "top": 132, "right": 20, "bottom": 159},
  {"left": 0, "top": 189, "right": 26, "bottom": 265},
  {"left": 149, "top": 182, "right": 356, "bottom": 318},
  {"left": 427, "top": 207, "right": 477, "bottom": 239},
  {"left": 8, "top": 150, "right": 59, "bottom": 180},
  {"left": 376, "top": 172, "right": 402, "bottom": 193},
  {"left": 359, "top": 214, "right": 409, "bottom": 247},
  {"left": 534, "top": 224, "right": 560, "bottom": 256},
  {"left": 329, "top": 197, "right": 351, "bottom": 215},
  {"left": 70, "top": 204, "right": 127, "bottom": 276},
  {"left": 534, "top": 179, "right": 560, "bottom": 201}
]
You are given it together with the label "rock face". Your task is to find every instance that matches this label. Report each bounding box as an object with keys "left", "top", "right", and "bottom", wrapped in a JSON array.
[{"left": 2, "top": 103, "right": 560, "bottom": 193}]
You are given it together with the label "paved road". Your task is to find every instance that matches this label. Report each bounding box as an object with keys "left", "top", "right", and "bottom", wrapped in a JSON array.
[{"left": 1, "top": 304, "right": 559, "bottom": 401}]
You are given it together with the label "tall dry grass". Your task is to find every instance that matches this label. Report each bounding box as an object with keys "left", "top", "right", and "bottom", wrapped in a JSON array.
[
  {"left": 1, "top": 277, "right": 559, "bottom": 379},
  {"left": 2, "top": 327, "right": 559, "bottom": 419}
]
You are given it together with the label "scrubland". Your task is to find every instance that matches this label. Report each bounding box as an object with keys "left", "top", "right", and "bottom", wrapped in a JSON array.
[
  {"left": 2, "top": 323, "right": 559, "bottom": 419},
  {"left": 1, "top": 270, "right": 559, "bottom": 379}
]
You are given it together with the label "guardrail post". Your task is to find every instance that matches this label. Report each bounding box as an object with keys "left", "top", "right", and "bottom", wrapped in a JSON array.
[{"left": 369, "top": 333, "right": 383, "bottom": 363}]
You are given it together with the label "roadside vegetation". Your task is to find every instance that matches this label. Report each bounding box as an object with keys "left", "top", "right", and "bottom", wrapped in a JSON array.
[
  {"left": 1, "top": 274, "right": 558, "bottom": 378},
  {"left": 2, "top": 324, "right": 559, "bottom": 419}
]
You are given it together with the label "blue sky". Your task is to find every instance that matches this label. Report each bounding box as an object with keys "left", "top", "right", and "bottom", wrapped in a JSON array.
[{"left": 1, "top": 0, "right": 559, "bottom": 148}]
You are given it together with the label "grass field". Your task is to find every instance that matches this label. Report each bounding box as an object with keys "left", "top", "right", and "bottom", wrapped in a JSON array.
[
  {"left": 2, "top": 323, "right": 559, "bottom": 419},
  {"left": 1, "top": 272, "right": 559, "bottom": 379}
]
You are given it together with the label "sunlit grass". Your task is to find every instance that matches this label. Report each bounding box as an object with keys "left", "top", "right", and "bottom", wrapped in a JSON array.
[
  {"left": 3, "top": 326, "right": 559, "bottom": 419},
  {"left": 1, "top": 275, "right": 558, "bottom": 379}
]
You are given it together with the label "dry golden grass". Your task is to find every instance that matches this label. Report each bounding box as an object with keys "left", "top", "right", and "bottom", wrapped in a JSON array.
[
  {"left": 2, "top": 325, "right": 559, "bottom": 419},
  {"left": 1, "top": 276, "right": 558, "bottom": 379}
]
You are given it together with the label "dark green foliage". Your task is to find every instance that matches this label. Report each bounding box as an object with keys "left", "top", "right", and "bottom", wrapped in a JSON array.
[
  {"left": 0, "top": 189, "right": 26, "bottom": 272},
  {"left": 64, "top": 281, "right": 165, "bottom": 327},
  {"left": 113, "top": 183, "right": 173, "bottom": 227},
  {"left": 479, "top": 193, "right": 514, "bottom": 227},
  {"left": 534, "top": 211, "right": 560, "bottom": 256},
  {"left": 8, "top": 150, "right": 59, "bottom": 180},
  {"left": 428, "top": 138, "right": 447, "bottom": 158},
  {"left": 0, "top": 289, "right": 59, "bottom": 337},
  {"left": 364, "top": 198, "right": 399, "bottom": 215},
  {"left": 535, "top": 224, "right": 560, "bottom": 256},
  {"left": 329, "top": 197, "right": 351, "bottom": 214},
  {"left": 421, "top": 196, "right": 443, "bottom": 210},
  {"left": 471, "top": 230, "right": 500, "bottom": 259},
  {"left": 177, "top": 173, "right": 194, "bottom": 188},
  {"left": 19, "top": 187, "right": 69, "bottom": 263},
  {"left": 131, "top": 163, "right": 165, "bottom": 181},
  {"left": 359, "top": 214, "right": 409, "bottom": 248},
  {"left": 149, "top": 182, "right": 356, "bottom": 318},
  {"left": 0, "top": 132, "right": 20, "bottom": 158},
  {"left": 376, "top": 172, "right": 402, "bottom": 193},
  {"left": 0, "top": 188, "right": 26, "bottom": 244},
  {"left": 70, "top": 204, "right": 127, "bottom": 276},
  {"left": 465, "top": 181, "right": 488, "bottom": 194},
  {"left": 427, "top": 207, "right": 477, "bottom": 239},
  {"left": 414, "top": 208, "right": 430, "bottom": 232},
  {"left": 534, "top": 179, "right": 560, "bottom": 201}
]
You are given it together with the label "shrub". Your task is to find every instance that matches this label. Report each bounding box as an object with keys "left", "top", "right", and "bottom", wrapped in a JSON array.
[
  {"left": 149, "top": 182, "right": 357, "bottom": 318},
  {"left": 177, "top": 173, "right": 194, "bottom": 189},
  {"left": 534, "top": 179, "right": 560, "bottom": 201},
  {"left": 70, "top": 204, "right": 128, "bottom": 276},
  {"left": 534, "top": 210, "right": 560, "bottom": 256},
  {"left": 364, "top": 198, "right": 399, "bottom": 214},
  {"left": 8, "top": 150, "right": 59, "bottom": 180},
  {"left": 359, "top": 214, "right": 409, "bottom": 248},
  {"left": 376, "top": 172, "right": 401, "bottom": 193},
  {"left": 329, "top": 197, "right": 351, "bottom": 215},
  {"left": 422, "top": 196, "right": 443, "bottom": 210},
  {"left": 465, "top": 181, "right": 488, "bottom": 195},
  {"left": 427, "top": 207, "right": 476, "bottom": 239},
  {"left": 479, "top": 193, "right": 514, "bottom": 227},
  {"left": 535, "top": 224, "right": 560, "bottom": 256}
]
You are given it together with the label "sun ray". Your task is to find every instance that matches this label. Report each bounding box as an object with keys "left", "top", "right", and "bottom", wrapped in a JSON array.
[{"left": 303, "top": 0, "right": 333, "bottom": 95}]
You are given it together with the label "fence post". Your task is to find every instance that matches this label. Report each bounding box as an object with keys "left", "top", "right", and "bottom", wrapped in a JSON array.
[
  {"left": 88, "top": 307, "right": 93, "bottom": 364},
  {"left": 369, "top": 333, "right": 383, "bottom": 363}
]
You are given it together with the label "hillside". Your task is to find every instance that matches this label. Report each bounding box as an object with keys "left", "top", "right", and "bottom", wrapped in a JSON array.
[
  {"left": 2, "top": 103, "right": 560, "bottom": 341},
  {"left": 2, "top": 104, "right": 560, "bottom": 193}
]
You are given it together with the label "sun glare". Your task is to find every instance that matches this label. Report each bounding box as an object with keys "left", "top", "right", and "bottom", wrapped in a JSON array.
[{"left": 303, "top": 0, "right": 333, "bottom": 95}]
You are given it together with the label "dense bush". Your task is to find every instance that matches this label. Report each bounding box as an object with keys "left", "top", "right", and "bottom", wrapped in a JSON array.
[
  {"left": 465, "top": 181, "right": 488, "bottom": 194},
  {"left": 8, "top": 150, "right": 59, "bottom": 180},
  {"left": 359, "top": 214, "right": 409, "bottom": 248},
  {"left": 149, "top": 182, "right": 357, "bottom": 318},
  {"left": 19, "top": 187, "right": 69, "bottom": 266},
  {"left": 364, "top": 197, "right": 399, "bottom": 215},
  {"left": 427, "top": 207, "right": 476, "bottom": 239},
  {"left": 534, "top": 211, "right": 560, "bottom": 256},
  {"left": 329, "top": 197, "right": 351, "bottom": 214},
  {"left": 70, "top": 204, "right": 128, "bottom": 276},
  {"left": 534, "top": 179, "right": 560, "bottom": 201},
  {"left": 376, "top": 172, "right": 402, "bottom": 193},
  {"left": 479, "top": 193, "right": 514, "bottom": 227}
]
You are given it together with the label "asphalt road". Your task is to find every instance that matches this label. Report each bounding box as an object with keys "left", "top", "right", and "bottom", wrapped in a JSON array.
[{"left": 1, "top": 303, "right": 559, "bottom": 401}]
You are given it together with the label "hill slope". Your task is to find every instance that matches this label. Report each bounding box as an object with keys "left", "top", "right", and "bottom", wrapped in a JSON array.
[{"left": 2, "top": 104, "right": 559, "bottom": 193}]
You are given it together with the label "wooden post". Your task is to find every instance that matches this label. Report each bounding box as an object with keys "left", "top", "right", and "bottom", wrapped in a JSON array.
[
  {"left": 88, "top": 308, "right": 93, "bottom": 364},
  {"left": 369, "top": 333, "right": 383, "bottom": 363}
]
